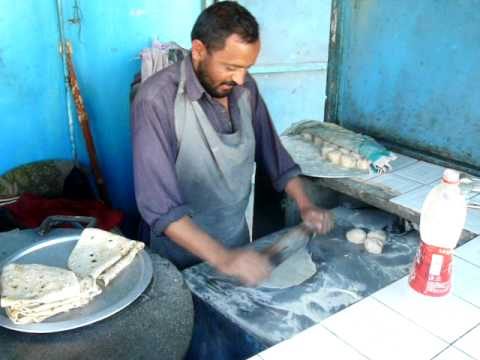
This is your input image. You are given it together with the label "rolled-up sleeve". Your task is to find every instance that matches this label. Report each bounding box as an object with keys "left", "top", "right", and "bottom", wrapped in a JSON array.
[
  {"left": 249, "top": 81, "right": 301, "bottom": 191},
  {"left": 132, "top": 96, "right": 191, "bottom": 236}
]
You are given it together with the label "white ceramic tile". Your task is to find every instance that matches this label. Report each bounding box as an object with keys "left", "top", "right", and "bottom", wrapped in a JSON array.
[
  {"left": 372, "top": 277, "right": 480, "bottom": 342},
  {"left": 354, "top": 153, "right": 419, "bottom": 182},
  {"left": 456, "top": 236, "right": 480, "bottom": 266},
  {"left": 394, "top": 161, "right": 445, "bottom": 185},
  {"left": 322, "top": 297, "right": 448, "bottom": 360},
  {"left": 454, "top": 325, "right": 480, "bottom": 359},
  {"left": 390, "top": 183, "right": 436, "bottom": 212},
  {"left": 258, "top": 324, "right": 367, "bottom": 360},
  {"left": 366, "top": 173, "right": 423, "bottom": 194},
  {"left": 433, "top": 346, "right": 477, "bottom": 360},
  {"left": 465, "top": 208, "right": 480, "bottom": 235},
  {"left": 452, "top": 257, "right": 480, "bottom": 308},
  {"left": 389, "top": 153, "right": 419, "bottom": 172},
  {"left": 465, "top": 192, "right": 480, "bottom": 201}
]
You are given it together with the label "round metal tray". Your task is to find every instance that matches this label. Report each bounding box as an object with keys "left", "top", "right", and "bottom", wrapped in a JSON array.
[{"left": 0, "top": 232, "right": 153, "bottom": 333}]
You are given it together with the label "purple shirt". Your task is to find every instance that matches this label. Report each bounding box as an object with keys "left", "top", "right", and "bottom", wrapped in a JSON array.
[{"left": 131, "top": 55, "right": 300, "bottom": 236}]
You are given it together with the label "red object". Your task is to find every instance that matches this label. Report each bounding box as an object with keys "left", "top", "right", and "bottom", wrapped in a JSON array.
[
  {"left": 409, "top": 241, "right": 453, "bottom": 297},
  {"left": 5, "top": 193, "right": 123, "bottom": 230}
]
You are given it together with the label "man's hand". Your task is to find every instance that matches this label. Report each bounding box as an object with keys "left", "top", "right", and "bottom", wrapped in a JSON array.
[
  {"left": 300, "top": 206, "right": 334, "bottom": 235},
  {"left": 214, "top": 249, "right": 272, "bottom": 287}
]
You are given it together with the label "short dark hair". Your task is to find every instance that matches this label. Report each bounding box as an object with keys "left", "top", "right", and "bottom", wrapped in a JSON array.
[{"left": 191, "top": 1, "right": 259, "bottom": 52}]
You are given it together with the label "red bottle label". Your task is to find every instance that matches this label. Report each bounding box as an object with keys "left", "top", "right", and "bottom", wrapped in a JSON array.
[{"left": 409, "top": 242, "right": 453, "bottom": 297}]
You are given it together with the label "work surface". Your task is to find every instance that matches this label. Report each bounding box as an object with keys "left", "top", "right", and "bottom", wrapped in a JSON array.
[
  {"left": 313, "top": 153, "right": 480, "bottom": 241},
  {"left": 184, "top": 209, "right": 420, "bottom": 346},
  {"left": 249, "top": 235, "right": 480, "bottom": 360},
  {"left": 0, "top": 229, "right": 194, "bottom": 360}
]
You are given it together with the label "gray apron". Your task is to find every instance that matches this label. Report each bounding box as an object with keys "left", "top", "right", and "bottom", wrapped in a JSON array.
[{"left": 151, "top": 59, "right": 255, "bottom": 269}]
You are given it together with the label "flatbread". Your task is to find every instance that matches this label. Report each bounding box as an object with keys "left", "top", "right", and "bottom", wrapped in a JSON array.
[
  {"left": 260, "top": 248, "right": 317, "bottom": 289},
  {"left": 4, "top": 276, "right": 101, "bottom": 324},
  {"left": 0, "top": 264, "right": 80, "bottom": 308},
  {"left": 98, "top": 242, "right": 145, "bottom": 286},
  {"left": 68, "top": 228, "right": 144, "bottom": 286}
]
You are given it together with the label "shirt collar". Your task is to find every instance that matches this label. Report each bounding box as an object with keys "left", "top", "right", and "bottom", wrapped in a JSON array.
[{"left": 184, "top": 54, "right": 206, "bottom": 101}]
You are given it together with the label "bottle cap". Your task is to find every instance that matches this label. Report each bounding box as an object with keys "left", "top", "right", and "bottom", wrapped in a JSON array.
[{"left": 442, "top": 169, "right": 460, "bottom": 184}]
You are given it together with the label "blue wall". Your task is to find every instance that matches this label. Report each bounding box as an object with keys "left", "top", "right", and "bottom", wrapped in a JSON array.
[
  {"left": 0, "top": 1, "right": 201, "bottom": 221},
  {"left": 0, "top": 1, "right": 71, "bottom": 172},
  {"left": 334, "top": 0, "right": 480, "bottom": 170},
  {"left": 62, "top": 0, "right": 201, "bottom": 216}
]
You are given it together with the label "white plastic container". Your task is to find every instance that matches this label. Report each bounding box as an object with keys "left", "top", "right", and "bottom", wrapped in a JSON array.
[
  {"left": 419, "top": 169, "right": 467, "bottom": 249},
  {"left": 409, "top": 169, "right": 467, "bottom": 296}
]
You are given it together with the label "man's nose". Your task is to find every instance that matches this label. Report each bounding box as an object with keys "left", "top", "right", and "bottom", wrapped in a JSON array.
[{"left": 232, "top": 69, "right": 247, "bottom": 86}]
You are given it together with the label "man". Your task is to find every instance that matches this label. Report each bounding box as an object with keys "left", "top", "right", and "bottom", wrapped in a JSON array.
[{"left": 132, "top": 1, "right": 333, "bottom": 286}]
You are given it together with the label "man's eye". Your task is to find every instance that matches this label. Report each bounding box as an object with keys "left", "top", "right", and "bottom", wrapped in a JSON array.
[{"left": 226, "top": 66, "right": 237, "bottom": 71}]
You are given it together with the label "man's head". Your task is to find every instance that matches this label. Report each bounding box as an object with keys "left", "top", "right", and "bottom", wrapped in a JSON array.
[{"left": 190, "top": 1, "right": 260, "bottom": 98}]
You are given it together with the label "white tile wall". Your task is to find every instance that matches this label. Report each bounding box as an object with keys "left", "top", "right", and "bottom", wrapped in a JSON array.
[
  {"left": 321, "top": 297, "right": 448, "bottom": 360},
  {"left": 390, "top": 183, "right": 436, "bottom": 212},
  {"left": 366, "top": 173, "right": 423, "bottom": 194},
  {"left": 389, "top": 153, "right": 419, "bottom": 171},
  {"left": 465, "top": 208, "right": 480, "bottom": 235},
  {"left": 394, "top": 161, "right": 445, "bottom": 185},
  {"left": 372, "top": 277, "right": 480, "bottom": 343}
]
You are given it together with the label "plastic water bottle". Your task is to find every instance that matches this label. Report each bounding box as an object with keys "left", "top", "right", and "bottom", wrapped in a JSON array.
[{"left": 409, "top": 169, "right": 467, "bottom": 296}]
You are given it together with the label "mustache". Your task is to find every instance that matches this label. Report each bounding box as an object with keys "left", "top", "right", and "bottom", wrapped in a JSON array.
[{"left": 221, "top": 81, "right": 238, "bottom": 87}]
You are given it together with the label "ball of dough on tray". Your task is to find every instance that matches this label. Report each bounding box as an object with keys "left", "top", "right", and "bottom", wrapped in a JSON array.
[
  {"left": 357, "top": 159, "right": 371, "bottom": 171},
  {"left": 327, "top": 150, "right": 342, "bottom": 164},
  {"left": 302, "top": 133, "right": 314, "bottom": 142},
  {"left": 313, "top": 136, "right": 324, "bottom": 146},
  {"left": 321, "top": 145, "right": 337, "bottom": 158},
  {"left": 340, "top": 154, "right": 357, "bottom": 168},
  {"left": 346, "top": 228, "right": 367, "bottom": 244}
]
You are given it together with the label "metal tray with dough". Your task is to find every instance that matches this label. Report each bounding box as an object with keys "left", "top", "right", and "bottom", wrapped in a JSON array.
[
  {"left": 281, "top": 135, "right": 369, "bottom": 178},
  {"left": 0, "top": 232, "right": 153, "bottom": 333}
]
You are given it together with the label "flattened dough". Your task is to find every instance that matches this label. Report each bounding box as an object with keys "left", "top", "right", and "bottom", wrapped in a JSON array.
[{"left": 260, "top": 248, "right": 316, "bottom": 289}]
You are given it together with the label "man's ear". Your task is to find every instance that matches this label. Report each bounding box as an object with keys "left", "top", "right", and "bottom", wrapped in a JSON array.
[{"left": 191, "top": 39, "right": 207, "bottom": 63}]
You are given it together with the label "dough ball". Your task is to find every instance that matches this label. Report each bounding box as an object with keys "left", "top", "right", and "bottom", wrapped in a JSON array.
[
  {"left": 313, "top": 136, "right": 324, "bottom": 146},
  {"left": 351, "top": 153, "right": 362, "bottom": 160},
  {"left": 302, "top": 133, "right": 314, "bottom": 142},
  {"left": 339, "top": 148, "right": 351, "bottom": 155},
  {"left": 340, "top": 154, "right": 357, "bottom": 169},
  {"left": 364, "top": 237, "right": 384, "bottom": 254},
  {"left": 357, "top": 159, "right": 371, "bottom": 171},
  {"left": 327, "top": 150, "right": 342, "bottom": 164},
  {"left": 367, "top": 230, "right": 387, "bottom": 244},
  {"left": 346, "top": 228, "right": 367, "bottom": 244},
  {"left": 321, "top": 144, "right": 337, "bottom": 158}
]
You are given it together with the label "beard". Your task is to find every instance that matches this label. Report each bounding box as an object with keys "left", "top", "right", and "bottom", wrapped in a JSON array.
[{"left": 196, "top": 61, "right": 237, "bottom": 98}]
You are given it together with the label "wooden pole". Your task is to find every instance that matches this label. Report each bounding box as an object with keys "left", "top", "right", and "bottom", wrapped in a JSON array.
[{"left": 65, "top": 41, "right": 110, "bottom": 205}]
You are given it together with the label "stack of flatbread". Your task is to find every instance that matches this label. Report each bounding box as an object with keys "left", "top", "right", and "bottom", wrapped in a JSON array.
[
  {"left": 0, "top": 228, "right": 145, "bottom": 325},
  {"left": 0, "top": 264, "right": 101, "bottom": 324}
]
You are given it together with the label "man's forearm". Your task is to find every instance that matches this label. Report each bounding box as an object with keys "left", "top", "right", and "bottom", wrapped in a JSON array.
[
  {"left": 284, "top": 176, "right": 313, "bottom": 210},
  {"left": 163, "top": 216, "right": 228, "bottom": 268}
]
